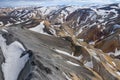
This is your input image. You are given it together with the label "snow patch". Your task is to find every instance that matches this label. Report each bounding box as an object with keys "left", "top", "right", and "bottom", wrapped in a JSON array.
[
  {"left": 77, "top": 55, "right": 83, "bottom": 60},
  {"left": 38, "top": 6, "right": 59, "bottom": 15},
  {"left": 113, "top": 24, "right": 120, "bottom": 29},
  {"left": 29, "top": 21, "right": 49, "bottom": 35},
  {"left": 49, "top": 28, "right": 56, "bottom": 36},
  {"left": 2, "top": 29, "right": 8, "bottom": 33},
  {"left": 93, "top": 55, "right": 100, "bottom": 61},
  {"left": 5, "top": 21, "right": 12, "bottom": 27},
  {"left": 63, "top": 72, "right": 72, "bottom": 80},
  {"left": 53, "top": 48, "right": 82, "bottom": 60},
  {"left": 97, "top": 25, "right": 101, "bottom": 28},
  {"left": 0, "top": 22, "right": 3, "bottom": 26},
  {"left": 97, "top": 9, "right": 118, "bottom": 21},
  {"left": 116, "top": 71, "right": 120, "bottom": 76},
  {"left": 67, "top": 61, "right": 80, "bottom": 66},
  {"left": 101, "top": 36, "right": 104, "bottom": 39},
  {"left": 78, "top": 39, "right": 84, "bottom": 42},
  {"left": 89, "top": 41, "right": 95, "bottom": 45},
  {"left": 0, "top": 34, "right": 29, "bottom": 80},
  {"left": 54, "top": 49, "right": 71, "bottom": 56},
  {"left": 84, "top": 61, "right": 93, "bottom": 68},
  {"left": 106, "top": 63, "right": 114, "bottom": 69},
  {"left": 108, "top": 48, "right": 120, "bottom": 56},
  {"left": 76, "top": 27, "right": 83, "bottom": 36}
]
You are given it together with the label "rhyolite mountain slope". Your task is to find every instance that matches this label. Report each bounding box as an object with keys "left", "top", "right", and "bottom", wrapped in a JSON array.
[{"left": 0, "top": 3, "right": 120, "bottom": 80}]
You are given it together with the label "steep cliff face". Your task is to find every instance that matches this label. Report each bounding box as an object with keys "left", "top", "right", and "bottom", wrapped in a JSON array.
[{"left": 0, "top": 3, "right": 120, "bottom": 80}]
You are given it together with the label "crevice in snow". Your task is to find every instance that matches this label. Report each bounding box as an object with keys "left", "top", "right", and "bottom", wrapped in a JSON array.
[{"left": 0, "top": 34, "right": 29, "bottom": 80}]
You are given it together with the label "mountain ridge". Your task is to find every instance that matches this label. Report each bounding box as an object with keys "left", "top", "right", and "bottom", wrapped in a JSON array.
[{"left": 0, "top": 3, "right": 120, "bottom": 80}]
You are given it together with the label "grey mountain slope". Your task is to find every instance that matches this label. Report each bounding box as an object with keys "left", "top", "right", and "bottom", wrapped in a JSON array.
[
  {"left": 1, "top": 3, "right": 120, "bottom": 80},
  {"left": 0, "top": 26, "right": 102, "bottom": 80}
]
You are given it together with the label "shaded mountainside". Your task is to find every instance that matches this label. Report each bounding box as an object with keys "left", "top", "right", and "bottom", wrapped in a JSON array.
[{"left": 0, "top": 3, "right": 120, "bottom": 80}]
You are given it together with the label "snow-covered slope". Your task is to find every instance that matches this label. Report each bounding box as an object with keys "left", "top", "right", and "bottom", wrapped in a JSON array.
[
  {"left": 29, "top": 21, "right": 50, "bottom": 35},
  {"left": 0, "top": 34, "right": 29, "bottom": 80}
]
